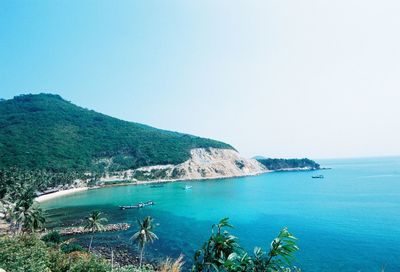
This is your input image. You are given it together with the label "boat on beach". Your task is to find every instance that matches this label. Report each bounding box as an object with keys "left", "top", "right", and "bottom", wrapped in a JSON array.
[{"left": 119, "top": 200, "right": 155, "bottom": 210}]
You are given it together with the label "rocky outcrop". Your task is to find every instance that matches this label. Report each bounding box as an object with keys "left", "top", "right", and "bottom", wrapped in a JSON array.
[
  {"left": 59, "top": 223, "right": 131, "bottom": 236},
  {"left": 171, "top": 148, "right": 267, "bottom": 179},
  {"left": 100, "top": 148, "right": 267, "bottom": 182}
]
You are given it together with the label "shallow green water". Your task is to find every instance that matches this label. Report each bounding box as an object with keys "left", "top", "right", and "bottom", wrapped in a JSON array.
[{"left": 42, "top": 157, "right": 400, "bottom": 271}]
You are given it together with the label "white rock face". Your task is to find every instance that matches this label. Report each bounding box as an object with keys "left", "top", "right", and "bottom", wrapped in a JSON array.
[
  {"left": 123, "top": 148, "right": 267, "bottom": 180},
  {"left": 100, "top": 148, "right": 267, "bottom": 182},
  {"left": 173, "top": 148, "right": 267, "bottom": 179}
]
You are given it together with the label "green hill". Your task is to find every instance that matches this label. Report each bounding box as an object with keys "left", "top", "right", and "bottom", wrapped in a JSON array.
[{"left": 0, "top": 94, "right": 233, "bottom": 172}]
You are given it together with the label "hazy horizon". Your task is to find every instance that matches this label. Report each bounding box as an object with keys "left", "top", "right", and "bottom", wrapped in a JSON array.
[{"left": 2, "top": 1, "right": 400, "bottom": 159}]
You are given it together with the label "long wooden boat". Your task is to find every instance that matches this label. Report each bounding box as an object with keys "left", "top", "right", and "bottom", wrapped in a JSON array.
[{"left": 119, "top": 201, "right": 154, "bottom": 210}]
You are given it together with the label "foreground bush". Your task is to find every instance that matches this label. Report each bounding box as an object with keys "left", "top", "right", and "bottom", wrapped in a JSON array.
[
  {"left": 0, "top": 235, "right": 150, "bottom": 272},
  {"left": 0, "top": 235, "right": 49, "bottom": 272},
  {"left": 0, "top": 218, "right": 298, "bottom": 272},
  {"left": 41, "top": 230, "right": 62, "bottom": 245},
  {"left": 60, "top": 242, "right": 85, "bottom": 254}
]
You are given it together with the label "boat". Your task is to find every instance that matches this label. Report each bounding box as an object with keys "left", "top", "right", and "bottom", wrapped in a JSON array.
[
  {"left": 312, "top": 175, "right": 324, "bottom": 179},
  {"left": 183, "top": 185, "right": 192, "bottom": 190},
  {"left": 150, "top": 185, "right": 164, "bottom": 188},
  {"left": 119, "top": 200, "right": 155, "bottom": 210}
]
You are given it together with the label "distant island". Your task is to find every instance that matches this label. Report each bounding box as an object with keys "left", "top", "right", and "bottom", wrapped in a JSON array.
[{"left": 256, "top": 158, "right": 320, "bottom": 171}]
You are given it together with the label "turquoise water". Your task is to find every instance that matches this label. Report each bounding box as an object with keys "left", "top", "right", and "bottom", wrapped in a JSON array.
[{"left": 42, "top": 157, "right": 400, "bottom": 271}]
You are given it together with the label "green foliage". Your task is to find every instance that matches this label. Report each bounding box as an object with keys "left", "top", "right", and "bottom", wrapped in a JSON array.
[
  {"left": 171, "top": 168, "right": 186, "bottom": 179},
  {"left": 192, "top": 218, "right": 299, "bottom": 272},
  {"left": 68, "top": 255, "right": 110, "bottom": 272},
  {"left": 0, "top": 93, "right": 233, "bottom": 173},
  {"left": 84, "top": 211, "right": 108, "bottom": 233},
  {"left": 22, "top": 202, "right": 46, "bottom": 233},
  {"left": 131, "top": 216, "right": 159, "bottom": 267},
  {"left": 0, "top": 179, "right": 46, "bottom": 234},
  {"left": 47, "top": 248, "right": 71, "bottom": 272},
  {"left": 257, "top": 158, "right": 320, "bottom": 171},
  {"left": 235, "top": 160, "right": 245, "bottom": 169},
  {"left": 60, "top": 243, "right": 85, "bottom": 254},
  {"left": 41, "top": 230, "right": 62, "bottom": 245},
  {"left": 0, "top": 235, "right": 50, "bottom": 272},
  {"left": 0, "top": 217, "right": 299, "bottom": 272},
  {"left": 0, "top": 235, "right": 153, "bottom": 272},
  {"left": 114, "top": 265, "right": 156, "bottom": 272},
  {"left": 84, "top": 210, "right": 108, "bottom": 252},
  {"left": 0, "top": 167, "right": 82, "bottom": 199}
]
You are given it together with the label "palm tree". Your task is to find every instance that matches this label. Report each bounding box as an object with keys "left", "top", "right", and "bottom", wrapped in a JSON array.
[
  {"left": 130, "top": 216, "right": 158, "bottom": 267},
  {"left": 84, "top": 211, "right": 107, "bottom": 252},
  {"left": 0, "top": 198, "right": 17, "bottom": 234},
  {"left": 24, "top": 203, "right": 46, "bottom": 233},
  {"left": 15, "top": 205, "right": 29, "bottom": 234}
]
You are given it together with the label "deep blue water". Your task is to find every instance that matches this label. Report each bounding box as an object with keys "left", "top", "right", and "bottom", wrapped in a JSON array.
[{"left": 42, "top": 157, "right": 400, "bottom": 271}]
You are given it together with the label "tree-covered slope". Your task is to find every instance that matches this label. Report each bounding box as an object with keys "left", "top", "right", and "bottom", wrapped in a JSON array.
[{"left": 0, "top": 94, "right": 233, "bottom": 172}]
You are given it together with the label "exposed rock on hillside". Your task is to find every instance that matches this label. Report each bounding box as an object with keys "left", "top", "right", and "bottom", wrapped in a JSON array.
[{"left": 101, "top": 148, "right": 267, "bottom": 182}]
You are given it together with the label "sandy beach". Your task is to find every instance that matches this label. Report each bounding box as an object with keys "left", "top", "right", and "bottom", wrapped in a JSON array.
[
  {"left": 35, "top": 187, "right": 89, "bottom": 203},
  {"left": 34, "top": 169, "right": 270, "bottom": 203}
]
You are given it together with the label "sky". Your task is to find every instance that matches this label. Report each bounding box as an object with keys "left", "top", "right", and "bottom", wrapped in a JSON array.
[{"left": 1, "top": 0, "right": 400, "bottom": 159}]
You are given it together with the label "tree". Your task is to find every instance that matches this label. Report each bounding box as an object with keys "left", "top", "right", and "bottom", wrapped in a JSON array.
[
  {"left": 0, "top": 198, "right": 17, "bottom": 234},
  {"left": 84, "top": 211, "right": 107, "bottom": 252},
  {"left": 192, "top": 218, "right": 240, "bottom": 272},
  {"left": 1, "top": 184, "right": 45, "bottom": 235},
  {"left": 130, "top": 216, "right": 158, "bottom": 268},
  {"left": 24, "top": 203, "right": 46, "bottom": 233},
  {"left": 193, "top": 218, "right": 299, "bottom": 272}
]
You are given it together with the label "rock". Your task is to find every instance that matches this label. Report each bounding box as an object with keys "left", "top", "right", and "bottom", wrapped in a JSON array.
[
  {"left": 59, "top": 223, "right": 131, "bottom": 236},
  {"left": 102, "top": 148, "right": 267, "bottom": 182}
]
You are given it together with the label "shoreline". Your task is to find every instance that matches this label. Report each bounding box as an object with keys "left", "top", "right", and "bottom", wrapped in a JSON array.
[
  {"left": 35, "top": 167, "right": 323, "bottom": 203},
  {"left": 35, "top": 187, "right": 88, "bottom": 203},
  {"left": 35, "top": 170, "right": 268, "bottom": 203}
]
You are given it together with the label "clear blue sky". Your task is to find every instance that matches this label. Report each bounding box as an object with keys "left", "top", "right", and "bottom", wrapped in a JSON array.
[{"left": 1, "top": 0, "right": 400, "bottom": 159}]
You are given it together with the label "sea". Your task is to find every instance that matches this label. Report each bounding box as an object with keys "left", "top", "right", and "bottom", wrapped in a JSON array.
[{"left": 41, "top": 157, "right": 400, "bottom": 271}]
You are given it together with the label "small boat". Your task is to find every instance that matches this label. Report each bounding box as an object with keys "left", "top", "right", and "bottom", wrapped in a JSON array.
[
  {"left": 183, "top": 185, "right": 192, "bottom": 190},
  {"left": 119, "top": 205, "right": 139, "bottom": 210},
  {"left": 119, "top": 200, "right": 155, "bottom": 210},
  {"left": 312, "top": 175, "right": 324, "bottom": 179},
  {"left": 150, "top": 185, "right": 164, "bottom": 188}
]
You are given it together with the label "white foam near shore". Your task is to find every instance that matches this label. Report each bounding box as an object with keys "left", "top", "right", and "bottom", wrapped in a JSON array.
[{"left": 35, "top": 187, "right": 88, "bottom": 203}]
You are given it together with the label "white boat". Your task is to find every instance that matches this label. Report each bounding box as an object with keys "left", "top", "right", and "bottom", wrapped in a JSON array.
[{"left": 184, "top": 185, "right": 192, "bottom": 190}]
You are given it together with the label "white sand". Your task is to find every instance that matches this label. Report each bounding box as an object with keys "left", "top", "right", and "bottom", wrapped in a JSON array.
[{"left": 35, "top": 187, "right": 88, "bottom": 203}]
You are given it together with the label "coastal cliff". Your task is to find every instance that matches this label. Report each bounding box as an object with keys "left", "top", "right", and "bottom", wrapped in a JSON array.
[{"left": 100, "top": 148, "right": 267, "bottom": 182}]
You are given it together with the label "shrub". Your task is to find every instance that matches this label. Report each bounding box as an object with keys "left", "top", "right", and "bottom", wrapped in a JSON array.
[
  {"left": 60, "top": 243, "right": 85, "bottom": 254},
  {"left": 41, "top": 230, "right": 62, "bottom": 245},
  {"left": 0, "top": 235, "right": 50, "bottom": 272},
  {"left": 69, "top": 256, "right": 110, "bottom": 272}
]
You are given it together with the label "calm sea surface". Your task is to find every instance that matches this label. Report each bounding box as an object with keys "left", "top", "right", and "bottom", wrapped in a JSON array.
[{"left": 42, "top": 157, "right": 400, "bottom": 271}]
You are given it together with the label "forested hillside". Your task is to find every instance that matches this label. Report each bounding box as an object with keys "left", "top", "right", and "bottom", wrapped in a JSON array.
[{"left": 0, "top": 94, "right": 233, "bottom": 172}]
